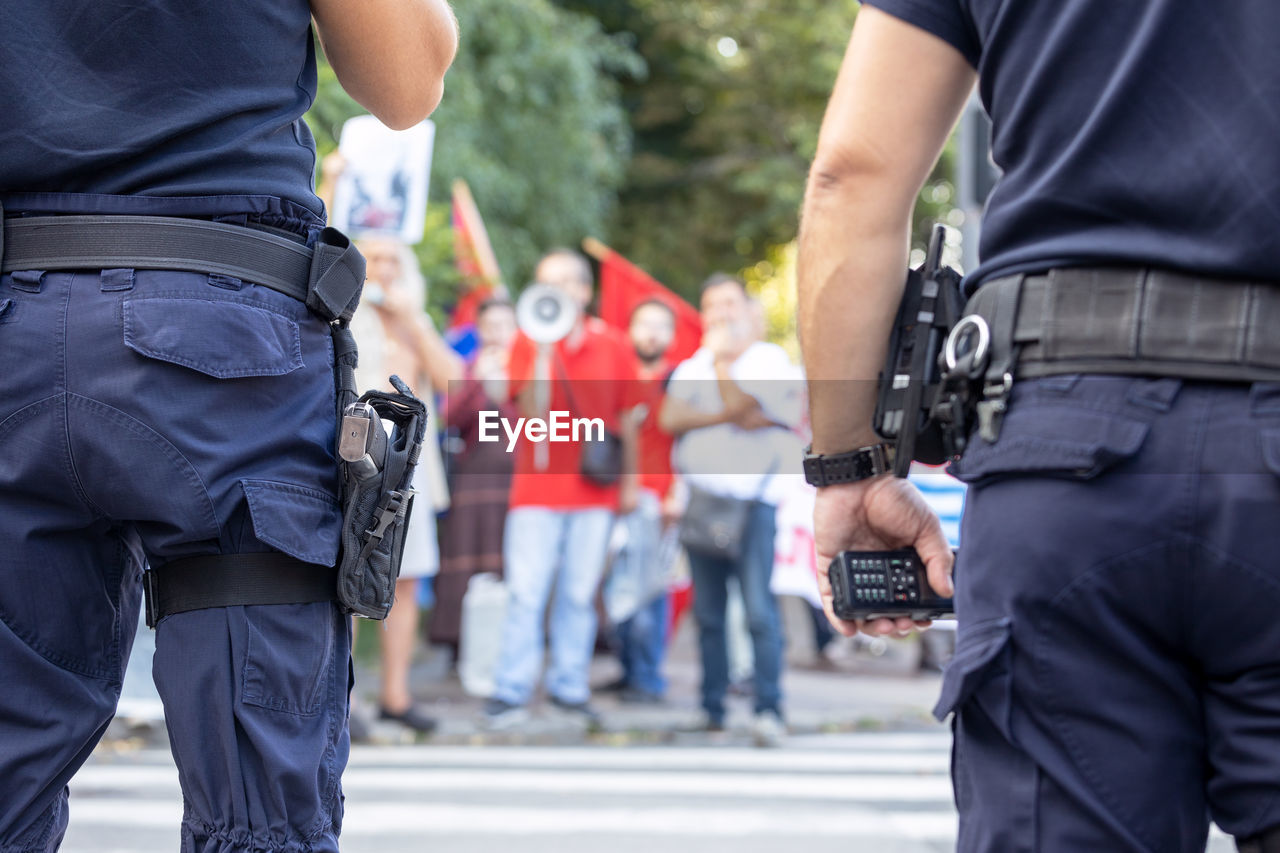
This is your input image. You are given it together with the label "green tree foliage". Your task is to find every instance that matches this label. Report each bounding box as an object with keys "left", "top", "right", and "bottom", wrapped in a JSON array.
[
  {"left": 310, "top": 1, "right": 961, "bottom": 311},
  {"left": 548, "top": 0, "right": 849, "bottom": 295},
  {"left": 307, "top": 0, "right": 642, "bottom": 308},
  {"left": 553, "top": 0, "right": 956, "bottom": 297}
]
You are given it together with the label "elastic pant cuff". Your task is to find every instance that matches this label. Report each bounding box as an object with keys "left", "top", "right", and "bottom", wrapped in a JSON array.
[{"left": 182, "top": 819, "right": 339, "bottom": 853}]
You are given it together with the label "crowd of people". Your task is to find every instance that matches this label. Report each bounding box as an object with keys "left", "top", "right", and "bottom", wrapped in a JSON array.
[{"left": 349, "top": 237, "right": 817, "bottom": 747}]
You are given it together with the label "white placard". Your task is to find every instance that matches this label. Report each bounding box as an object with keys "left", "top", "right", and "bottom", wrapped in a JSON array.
[{"left": 331, "top": 115, "right": 434, "bottom": 245}]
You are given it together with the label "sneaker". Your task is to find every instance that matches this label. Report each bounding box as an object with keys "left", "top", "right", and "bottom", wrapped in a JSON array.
[
  {"left": 481, "top": 698, "right": 529, "bottom": 730},
  {"left": 618, "top": 687, "right": 665, "bottom": 706},
  {"left": 378, "top": 703, "right": 438, "bottom": 735},
  {"left": 548, "top": 695, "right": 603, "bottom": 730},
  {"left": 751, "top": 710, "right": 786, "bottom": 748}
]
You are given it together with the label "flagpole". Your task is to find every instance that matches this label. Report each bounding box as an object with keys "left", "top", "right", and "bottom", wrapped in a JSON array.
[
  {"left": 581, "top": 236, "right": 611, "bottom": 263},
  {"left": 453, "top": 179, "right": 505, "bottom": 288}
]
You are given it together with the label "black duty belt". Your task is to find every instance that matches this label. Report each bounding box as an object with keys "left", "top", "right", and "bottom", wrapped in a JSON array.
[
  {"left": 967, "top": 267, "right": 1280, "bottom": 384},
  {"left": 0, "top": 204, "right": 368, "bottom": 627},
  {"left": 0, "top": 205, "right": 365, "bottom": 323}
]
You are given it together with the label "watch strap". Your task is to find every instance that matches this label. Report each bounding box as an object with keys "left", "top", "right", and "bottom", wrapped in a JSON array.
[{"left": 803, "top": 443, "right": 893, "bottom": 487}]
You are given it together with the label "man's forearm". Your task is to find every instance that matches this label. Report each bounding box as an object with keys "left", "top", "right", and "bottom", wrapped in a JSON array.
[
  {"left": 312, "top": 0, "right": 458, "bottom": 129},
  {"left": 797, "top": 12, "right": 975, "bottom": 455},
  {"left": 713, "top": 361, "right": 756, "bottom": 420},
  {"left": 797, "top": 185, "right": 910, "bottom": 454},
  {"left": 619, "top": 406, "right": 640, "bottom": 488}
]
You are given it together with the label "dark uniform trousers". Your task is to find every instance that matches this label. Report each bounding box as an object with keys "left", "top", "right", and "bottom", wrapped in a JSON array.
[
  {"left": 941, "top": 374, "right": 1280, "bottom": 852},
  {"left": 0, "top": 202, "right": 350, "bottom": 851}
]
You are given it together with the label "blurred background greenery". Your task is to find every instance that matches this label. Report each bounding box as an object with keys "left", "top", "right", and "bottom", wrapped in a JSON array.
[{"left": 306, "top": 0, "right": 957, "bottom": 340}]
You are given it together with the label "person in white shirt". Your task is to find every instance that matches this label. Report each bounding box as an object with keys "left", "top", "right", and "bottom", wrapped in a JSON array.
[{"left": 660, "top": 273, "right": 804, "bottom": 745}]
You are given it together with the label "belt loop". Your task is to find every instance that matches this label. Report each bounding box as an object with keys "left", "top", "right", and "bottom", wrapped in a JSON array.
[
  {"left": 0, "top": 201, "right": 6, "bottom": 269},
  {"left": 99, "top": 268, "right": 135, "bottom": 292},
  {"left": 10, "top": 270, "right": 45, "bottom": 293}
]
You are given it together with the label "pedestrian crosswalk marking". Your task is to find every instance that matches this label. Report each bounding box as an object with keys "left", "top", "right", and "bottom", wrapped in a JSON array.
[
  {"left": 77, "top": 764, "right": 954, "bottom": 803},
  {"left": 65, "top": 736, "right": 1236, "bottom": 851}
]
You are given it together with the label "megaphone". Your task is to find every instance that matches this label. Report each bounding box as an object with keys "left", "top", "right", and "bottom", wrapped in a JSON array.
[
  {"left": 515, "top": 283, "right": 580, "bottom": 471},
  {"left": 516, "top": 283, "right": 579, "bottom": 345}
]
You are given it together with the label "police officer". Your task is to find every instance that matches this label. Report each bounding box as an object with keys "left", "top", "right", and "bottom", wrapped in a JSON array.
[
  {"left": 0, "top": 2, "right": 455, "bottom": 850},
  {"left": 798, "top": 3, "right": 1280, "bottom": 852}
]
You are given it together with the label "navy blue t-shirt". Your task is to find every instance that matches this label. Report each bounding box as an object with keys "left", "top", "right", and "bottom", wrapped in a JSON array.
[
  {"left": 0, "top": 1, "right": 322, "bottom": 222},
  {"left": 862, "top": 0, "right": 1280, "bottom": 288}
]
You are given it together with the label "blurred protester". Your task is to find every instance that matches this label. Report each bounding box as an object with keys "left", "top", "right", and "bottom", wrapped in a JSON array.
[
  {"left": 432, "top": 298, "right": 519, "bottom": 658},
  {"left": 483, "top": 250, "right": 641, "bottom": 728},
  {"left": 602, "top": 300, "right": 681, "bottom": 704},
  {"left": 660, "top": 274, "right": 803, "bottom": 746},
  {"left": 351, "top": 234, "right": 463, "bottom": 735}
]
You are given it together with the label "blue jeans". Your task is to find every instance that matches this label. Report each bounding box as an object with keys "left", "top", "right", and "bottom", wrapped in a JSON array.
[
  {"left": 0, "top": 196, "right": 349, "bottom": 852},
  {"left": 608, "top": 491, "right": 669, "bottom": 695},
  {"left": 940, "top": 376, "right": 1280, "bottom": 852},
  {"left": 617, "top": 595, "right": 669, "bottom": 696},
  {"left": 687, "top": 500, "right": 782, "bottom": 720},
  {"left": 492, "top": 506, "right": 614, "bottom": 706}
]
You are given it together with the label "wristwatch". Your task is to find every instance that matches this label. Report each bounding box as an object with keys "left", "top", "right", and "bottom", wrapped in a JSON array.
[{"left": 802, "top": 443, "right": 894, "bottom": 487}]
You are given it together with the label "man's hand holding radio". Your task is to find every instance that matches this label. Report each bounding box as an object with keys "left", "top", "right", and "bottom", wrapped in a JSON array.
[{"left": 813, "top": 474, "right": 954, "bottom": 637}]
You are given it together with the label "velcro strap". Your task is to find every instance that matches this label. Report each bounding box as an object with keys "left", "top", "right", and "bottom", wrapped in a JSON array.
[
  {"left": 305, "top": 227, "right": 365, "bottom": 323},
  {"left": 144, "top": 553, "right": 337, "bottom": 628}
]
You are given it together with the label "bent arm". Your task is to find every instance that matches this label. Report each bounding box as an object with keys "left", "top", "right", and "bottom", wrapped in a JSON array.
[
  {"left": 411, "top": 316, "right": 465, "bottom": 393},
  {"left": 713, "top": 361, "right": 761, "bottom": 423},
  {"left": 311, "top": 0, "right": 459, "bottom": 129},
  {"left": 797, "top": 7, "right": 975, "bottom": 454},
  {"left": 658, "top": 395, "right": 728, "bottom": 437}
]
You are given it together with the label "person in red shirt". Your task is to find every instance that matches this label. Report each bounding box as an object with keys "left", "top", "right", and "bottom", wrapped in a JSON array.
[
  {"left": 482, "top": 249, "right": 641, "bottom": 728},
  {"left": 601, "top": 299, "right": 680, "bottom": 703}
]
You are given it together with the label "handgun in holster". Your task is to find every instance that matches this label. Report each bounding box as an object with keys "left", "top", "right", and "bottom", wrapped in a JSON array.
[{"left": 336, "top": 374, "right": 427, "bottom": 620}]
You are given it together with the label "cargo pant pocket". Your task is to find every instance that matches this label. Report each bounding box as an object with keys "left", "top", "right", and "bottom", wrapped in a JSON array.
[
  {"left": 241, "top": 478, "right": 341, "bottom": 567},
  {"left": 949, "top": 401, "right": 1149, "bottom": 485},
  {"left": 123, "top": 292, "right": 303, "bottom": 378},
  {"left": 241, "top": 601, "right": 336, "bottom": 716},
  {"left": 935, "top": 617, "right": 1039, "bottom": 852},
  {"left": 237, "top": 479, "right": 342, "bottom": 715}
]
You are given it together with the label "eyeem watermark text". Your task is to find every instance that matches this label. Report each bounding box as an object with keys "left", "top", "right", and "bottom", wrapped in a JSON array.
[{"left": 478, "top": 411, "right": 605, "bottom": 452}]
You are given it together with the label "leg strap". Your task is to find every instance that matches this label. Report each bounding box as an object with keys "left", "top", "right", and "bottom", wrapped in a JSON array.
[{"left": 144, "top": 553, "right": 337, "bottom": 628}]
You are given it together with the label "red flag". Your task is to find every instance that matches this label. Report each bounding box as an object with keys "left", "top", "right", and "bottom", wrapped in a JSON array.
[
  {"left": 587, "top": 238, "right": 702, "bottom": 364},
  {"left": 450, "top": 179, "right": 504, "bottom": 328}
]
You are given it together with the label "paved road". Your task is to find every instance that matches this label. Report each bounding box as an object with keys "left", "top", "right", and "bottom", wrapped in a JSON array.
[{"left": 64, "top": 732, "right": 1236, "bottom": 853}]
